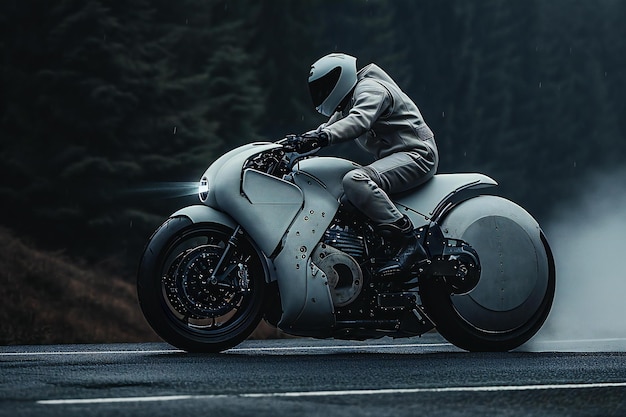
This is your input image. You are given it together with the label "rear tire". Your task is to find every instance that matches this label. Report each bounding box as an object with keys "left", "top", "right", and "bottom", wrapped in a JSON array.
[
  {"left": 137, "top": 217, "right": 267, "bottom": 353},
  {"left": 421, "top": 196, "right": 556, "bottom": 351}
]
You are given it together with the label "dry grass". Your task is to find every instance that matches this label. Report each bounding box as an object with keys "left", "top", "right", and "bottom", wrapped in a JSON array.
[
  {"left": 0, "top": 227, "right": 282, "bottom": 345},
  {"left": 0, "top": 226, "right": 160, "bottom": 345}
]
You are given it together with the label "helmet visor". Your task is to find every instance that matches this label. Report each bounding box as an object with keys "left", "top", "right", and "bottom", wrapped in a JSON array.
[{"left": 309, "top": 67, "right": 341, "bottom": 108}]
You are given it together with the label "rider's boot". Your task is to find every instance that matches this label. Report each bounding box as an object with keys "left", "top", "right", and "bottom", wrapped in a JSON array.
[{"left": 376, "top": 215, "right": 429, "bottom": 279}]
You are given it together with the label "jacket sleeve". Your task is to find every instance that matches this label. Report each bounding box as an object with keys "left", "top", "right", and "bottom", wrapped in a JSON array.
[{"left": 322, "top": 82, "right": 391, "bottom": 145}]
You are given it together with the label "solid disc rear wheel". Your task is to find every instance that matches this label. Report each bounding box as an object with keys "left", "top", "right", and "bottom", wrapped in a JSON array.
[
  {"left": 137, "top": 217, "right": 267, "bottom": 353},
  {"left": 421, "top": 196, "right": 556, "bottom": 351}
]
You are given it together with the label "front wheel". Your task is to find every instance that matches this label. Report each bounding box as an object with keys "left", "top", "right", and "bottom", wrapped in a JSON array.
[
  {"left": 137, "top": 217, "right": 268, "bottom": 353},
  {"left": 420, "top": 196, "right": 556, "bottom": 351}
]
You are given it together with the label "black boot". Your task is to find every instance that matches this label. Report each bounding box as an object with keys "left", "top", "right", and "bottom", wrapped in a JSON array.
[{"left": 376, "top": 215, "right": 429, "bottom": 279}]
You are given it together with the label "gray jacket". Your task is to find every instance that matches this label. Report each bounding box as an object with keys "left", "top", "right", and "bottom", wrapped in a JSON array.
[{"left": 321, "top": 64, "right": 438, "bottom": 162}]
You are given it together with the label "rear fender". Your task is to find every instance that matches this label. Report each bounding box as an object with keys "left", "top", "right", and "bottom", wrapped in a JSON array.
[{"left": 394, "top": 173, "right": 498, "bottom": 227}]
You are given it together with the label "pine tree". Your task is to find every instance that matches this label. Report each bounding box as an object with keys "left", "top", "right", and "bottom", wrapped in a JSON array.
[
  {"left": 249, "top": 0, "right": 328, "bottom": 136},
  {"left": 0, "top": 0, "right": 264, "bottom": 265}
]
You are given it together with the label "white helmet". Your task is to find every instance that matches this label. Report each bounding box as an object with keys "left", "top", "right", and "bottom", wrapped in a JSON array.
[{"left": 308, "top": 53, "right": 357, "bottom": 117}]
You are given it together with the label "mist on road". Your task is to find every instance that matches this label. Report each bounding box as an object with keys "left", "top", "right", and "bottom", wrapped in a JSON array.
[{"left": 524, "top": 170, "right": 626, "bottom": 352}]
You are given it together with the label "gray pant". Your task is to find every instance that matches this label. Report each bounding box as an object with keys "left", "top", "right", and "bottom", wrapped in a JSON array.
[{"left": 342, "top": 150, "right": 437, "bottom": 225}]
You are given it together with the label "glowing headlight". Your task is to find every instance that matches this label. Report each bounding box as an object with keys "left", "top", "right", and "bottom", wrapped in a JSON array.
[{"left": 198, "top": 177, "right": 209, "bottom": 201}]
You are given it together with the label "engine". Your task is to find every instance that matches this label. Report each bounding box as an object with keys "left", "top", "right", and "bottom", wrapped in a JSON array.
[
  {"left": 323, "top": 224, "right": 366, "bottom": 261},
  {"left": 310, "top": 223, "right": 368, "bottom": 307}
]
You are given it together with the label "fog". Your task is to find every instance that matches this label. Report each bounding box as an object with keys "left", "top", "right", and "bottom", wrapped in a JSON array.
[{"left": 522, "top": 170, "right": 626, "bottom": 352}]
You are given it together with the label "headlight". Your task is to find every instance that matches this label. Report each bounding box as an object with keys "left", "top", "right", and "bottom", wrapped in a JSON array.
[{"left": 198, "top": 177, "right": 209, "bottom": 202}]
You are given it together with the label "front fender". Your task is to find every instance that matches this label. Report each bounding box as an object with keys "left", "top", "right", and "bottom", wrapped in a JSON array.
[
  {"left": 170, "top": 205, "right": 238, "bottom": 230},
  {"left": 170, "top": 205, "right": 277, "bottom": 284}
]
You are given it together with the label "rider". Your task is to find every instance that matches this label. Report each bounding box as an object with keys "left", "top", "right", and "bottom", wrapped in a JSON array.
[{"left": 293, "top": 53, "right": 439, "bottom": 279}]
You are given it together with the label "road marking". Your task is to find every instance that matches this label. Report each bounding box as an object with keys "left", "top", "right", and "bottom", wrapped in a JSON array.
[
  {"left": 39, "top": 395, "right": 199, "bottom": 404},
  {"left": 37, "top": 382, "right": 626, "bottom": 405},
  {"left": 6, "top": 337, "right": 622, "bottom": 357},
  {"left": 229, "top": 343, "right": 453, "bottom": 352},
  {"left": 0, "top": 349, "right": 184, "bottom": 357},
  {"left": 0, "top": 342, "right": 452, "bottom": 357}
]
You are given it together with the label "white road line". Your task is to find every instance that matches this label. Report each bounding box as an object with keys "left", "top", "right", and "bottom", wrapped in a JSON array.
[
  {"left": 0, "top": 342, "right": 452, "bottom": 357},
  {"left": 0, "top": 349, "right": 184, "bottom": 357},
  {"left": 9, "top": 337, "right": 624, "bottom": 357},
  {"left": 37, "top": 382, "right": 626, "bottom": 405},
  {"left": 39, "top": 395, "right": 198, "bottom": 405},
  {"left": 229, "top": 343, "right": 453, "bottom": 352}
]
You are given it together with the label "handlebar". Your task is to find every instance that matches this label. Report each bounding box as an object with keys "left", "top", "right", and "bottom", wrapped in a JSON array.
[
  {"left": 275, "top": 135, "right": 321, "bottom": 171},
  {"left": 277, "top": 135, "right": 299, "bottom": 153}
]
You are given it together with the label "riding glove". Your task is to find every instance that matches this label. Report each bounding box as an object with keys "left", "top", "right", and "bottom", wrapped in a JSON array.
[{"left": 293, "top": 131, "right": 329, "bottom": 154}]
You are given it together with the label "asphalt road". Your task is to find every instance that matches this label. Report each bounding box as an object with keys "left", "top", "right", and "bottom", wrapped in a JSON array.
[{"left": 2, "top": 333, "right": 626, "bottom": 417}]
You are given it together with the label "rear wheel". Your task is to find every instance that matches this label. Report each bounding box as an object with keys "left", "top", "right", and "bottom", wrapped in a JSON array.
[
  {"left": 420, "top": 196, "right": 556, "bottom": 351},
  {"left": 137, "top": 217, "right": 267, "bottom": 352}
]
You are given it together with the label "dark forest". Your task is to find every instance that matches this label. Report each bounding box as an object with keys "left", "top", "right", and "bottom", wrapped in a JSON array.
[{"left": 1, "top": 0, "right": 625, "bottom": 275}]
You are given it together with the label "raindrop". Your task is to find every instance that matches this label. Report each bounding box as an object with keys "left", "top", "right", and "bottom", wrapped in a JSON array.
[{"left": 173, "top": 126, "right": 177, "bottom": 134}]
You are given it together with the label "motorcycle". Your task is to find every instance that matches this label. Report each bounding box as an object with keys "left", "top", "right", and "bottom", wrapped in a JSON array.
[{"left": 137, "top": 137, "right": 555, "bottom": 353}]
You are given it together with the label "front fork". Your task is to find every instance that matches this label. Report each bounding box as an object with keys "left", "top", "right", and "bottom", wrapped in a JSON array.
[{"left": 208, "top": 225, "right": 243, "bottom": 285}]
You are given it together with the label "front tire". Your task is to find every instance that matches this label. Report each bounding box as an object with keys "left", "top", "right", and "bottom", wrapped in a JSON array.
[
  {"left": 137, "top": 217, "right": 267, "bottom": 353},
  {"left": 421, "top": 196, "right": 556, "bottom": 351}
]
